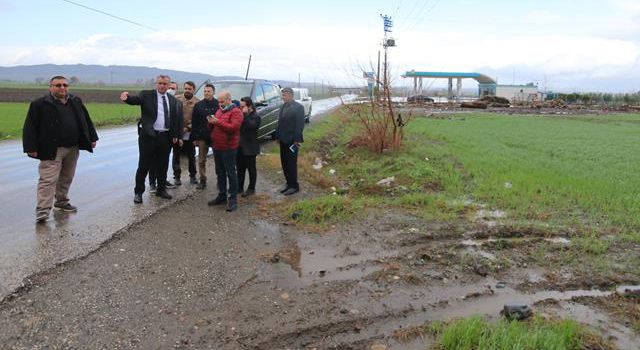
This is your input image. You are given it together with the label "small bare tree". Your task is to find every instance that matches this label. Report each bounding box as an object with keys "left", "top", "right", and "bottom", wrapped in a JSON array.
[{"left": 345, "top": 54, "right": 411, "bottom": 154}]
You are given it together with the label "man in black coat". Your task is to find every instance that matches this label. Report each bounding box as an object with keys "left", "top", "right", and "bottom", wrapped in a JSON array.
[
  {"left": 120, "top": 75, "right": 182, "bottom": 203},
  {"left": 275, "top": 87, "right": 305, "bottom": 195},
  {"left": 23, "top": 75, "right": 99, "bottom": 223},
  {"left": 191, "top": 83, "right": 219, "bottom": 190}
]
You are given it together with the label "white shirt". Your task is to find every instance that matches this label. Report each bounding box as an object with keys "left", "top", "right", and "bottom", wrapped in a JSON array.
[{"left": 154, "top": 92, "right": 170, "bottom": 131}]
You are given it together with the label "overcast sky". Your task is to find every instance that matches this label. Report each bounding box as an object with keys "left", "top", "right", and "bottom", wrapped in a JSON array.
[{"left": 1, "top": 0, "right": 639, "bottom": 92}]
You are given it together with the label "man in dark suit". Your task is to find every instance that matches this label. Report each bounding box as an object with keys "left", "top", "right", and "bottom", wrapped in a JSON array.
[
  {"left": 120, "top": 75, "right": 182, "bottom": 203},
  {"left": 275, "top": 87, "right": 305, "bottom": 195}
]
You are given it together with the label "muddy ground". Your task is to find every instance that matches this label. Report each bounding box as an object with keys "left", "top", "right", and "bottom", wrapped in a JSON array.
[{"left": 2, "top": 147, "right": 640, "bottom": 349}]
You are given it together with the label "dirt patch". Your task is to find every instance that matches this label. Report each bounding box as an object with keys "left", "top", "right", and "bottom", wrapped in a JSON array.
[{"left": 573, "top": 291, "right": 640, "bottom": 334}]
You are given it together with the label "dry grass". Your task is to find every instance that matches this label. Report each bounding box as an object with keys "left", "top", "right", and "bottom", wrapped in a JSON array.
[
  {"left": 392, "top": 325, "right": 427, "bottom": 343},
  {"left": 298, "top": 152, "right": 339, "bottom": 190}
]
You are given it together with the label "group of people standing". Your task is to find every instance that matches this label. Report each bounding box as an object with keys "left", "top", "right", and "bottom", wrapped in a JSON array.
[{"left": 23, "top": 74, "right": 305, "bottom": 222}]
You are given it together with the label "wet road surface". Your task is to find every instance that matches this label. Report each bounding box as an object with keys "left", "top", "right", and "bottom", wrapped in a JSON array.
[{"left": 0, "top": 96, "right": 350, "bottom": 300}]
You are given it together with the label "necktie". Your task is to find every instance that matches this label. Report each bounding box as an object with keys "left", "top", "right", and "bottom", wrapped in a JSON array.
[{"left": 162, "top": 95, "right": 169, "bottom": 129}]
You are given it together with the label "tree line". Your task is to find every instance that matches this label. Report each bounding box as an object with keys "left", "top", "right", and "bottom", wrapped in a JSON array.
[{"left": 552, "top": 92, "right": 640, "bottom": 106}]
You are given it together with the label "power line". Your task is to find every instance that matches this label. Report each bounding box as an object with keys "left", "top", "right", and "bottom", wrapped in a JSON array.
[
  {"left": 395, "top": 0, "right": 427, "bottom": 31},
  {"left": 402, "top": 0, "right": 442, "bottom": 33},
  {"left": 60, "top": 0, "right": 158, "bottom": 32},
  {"left": 393, "top": 0, "right": 404, "bottom": 19}
]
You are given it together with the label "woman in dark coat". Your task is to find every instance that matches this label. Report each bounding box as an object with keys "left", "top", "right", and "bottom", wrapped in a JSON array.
[{"left": 237, "top": 96, "right": 261, "bottom": 197}]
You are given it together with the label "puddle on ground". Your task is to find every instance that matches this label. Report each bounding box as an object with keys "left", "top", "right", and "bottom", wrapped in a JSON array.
[
  {"left": 252, "top": 221, "right": 397, "bottom": 288},
  {"left": 370, "top": 281, "right": 640, "bottom": 350},
  {"left": 475, "top": 209, "right": 506, "bottom": 220},
  {"left": 544, "top": 237, "right": 571, "bottom": 245},
  {"left": 461, "top": 236, "right": 571, "bottom": 247},
  {"left": 250, "top": 219, "right": 639, "bottom": 349},
  {"left": 524, "top": 268, "right": 546, "bottom": 283},
  {"left": 544, "top": 301, "right": 638, "bottom": 350}
]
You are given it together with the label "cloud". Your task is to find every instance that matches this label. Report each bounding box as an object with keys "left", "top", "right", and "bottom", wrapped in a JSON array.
[
  {"left": 0, "top": 21, "right": 638, "bottom": 91},
  {"left": 610, "top": 0, "right": 640, "bottom": 14},
  {"left": 391, "top": 29, "right": 639, "bottom": 91},
  {"left": 0, "top": 0, "right": 16, "bottom": 12}
]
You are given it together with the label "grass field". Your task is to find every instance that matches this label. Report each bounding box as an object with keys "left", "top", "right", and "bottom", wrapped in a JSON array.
[
  {"left": 0, "top": 102, "right": 140, "bottom": 139},
  {"left": 291, "top": 108, "right": 640, "bottom": 234},
  {"left": 413, "top": 112, "right": 640, "bottom": 231},
  {"left": 428, "top": 315, "right": 611, "bottom": 350}
]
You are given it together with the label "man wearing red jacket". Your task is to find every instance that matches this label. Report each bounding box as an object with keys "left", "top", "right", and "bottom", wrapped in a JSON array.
[{"left": 207, "top": 90, "right": 243, "bottom": 212}]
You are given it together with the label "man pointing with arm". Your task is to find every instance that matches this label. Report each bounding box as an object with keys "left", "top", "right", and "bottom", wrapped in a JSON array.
[{"left": 120, "top": 75, "right": 182, "bottom": 204}]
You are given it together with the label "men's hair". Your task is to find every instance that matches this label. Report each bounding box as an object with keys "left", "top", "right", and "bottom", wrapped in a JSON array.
[
  {"left": 156, "top": 74, "right": 171, "bottom": 81},
  {"left": 240, "top": 96, "right": 254, "bottom": 109},
  {"left": 218, "top": 90, "right": 231, "bottom": 100},
  {"left": 50, "top": 75, "right": 67, "bottom": 82},
  {"left": 281, "top": 87, "right": 294, "bottom": 95},
  {"left": 184, "top": 81, "right": 196, "bottom": 89},
  {"left": 205, "top": 83, "right": 215, "bottom": 91}
]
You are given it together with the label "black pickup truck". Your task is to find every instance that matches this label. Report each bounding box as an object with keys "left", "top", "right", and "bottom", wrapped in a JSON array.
[{"left": 195, "top": 79, "right": 283, "bottom": 140}]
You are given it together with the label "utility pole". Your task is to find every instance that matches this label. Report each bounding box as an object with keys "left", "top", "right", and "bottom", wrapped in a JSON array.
[
  {"left": 298, "top": 72, "right": 301, "bottom": 88},
  {"left": 376, "top": 50, "right": 381, "bottom": 98},
  {"left": 245, "top": 54, "right": 252, "bottom": 80},
  {"left": 380, "top": 14, "right": 396, "bottom": 100}
]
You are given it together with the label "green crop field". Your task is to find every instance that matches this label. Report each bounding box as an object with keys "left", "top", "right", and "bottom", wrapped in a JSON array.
[
  {"left": 0, "top": 102, "right": 140, "bottom": 139},
  {"left": 293, "top": 108, "right": 640, "bottom": 232},
  {"left": 412, "top": 112, "right": 640, "bottom": 230}
]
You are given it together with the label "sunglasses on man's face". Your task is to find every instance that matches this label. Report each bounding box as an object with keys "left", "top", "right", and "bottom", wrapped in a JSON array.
[{"left": 51, "top": 83, "right": 69, "bottom": 88}]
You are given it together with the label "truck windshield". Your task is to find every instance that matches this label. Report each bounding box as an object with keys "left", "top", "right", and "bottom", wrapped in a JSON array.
[{"left": 213, "top": 81, "right": 253, "bottom": 100}]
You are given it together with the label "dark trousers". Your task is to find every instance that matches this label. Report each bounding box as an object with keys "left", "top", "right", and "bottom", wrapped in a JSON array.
[
  {"left": 236, "top": 153, "right": 257, "bottom": 192},
  {"left": 136, "top": 132, "right": 171, "bottom": 194},
  {"left": 279, "top": 142, "right": 299, "bottom": 190},
  {"left": 148, "top": 156, "right": 156, "bottom": 186},
  {"left": 172, "top": 141, "right": 196, "bottom": 179},
  {"left": 214, "top": 149, "right": 238, "bottom": 199}
]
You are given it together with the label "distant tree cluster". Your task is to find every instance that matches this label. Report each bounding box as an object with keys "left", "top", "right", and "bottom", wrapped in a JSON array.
[{"left": 553, "top": 92, "right": 640, "bottom": 106}]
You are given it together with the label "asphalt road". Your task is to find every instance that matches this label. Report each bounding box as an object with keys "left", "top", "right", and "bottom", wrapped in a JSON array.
[{"left": 0, "top": 96, "right": 350, "bottom": 300}]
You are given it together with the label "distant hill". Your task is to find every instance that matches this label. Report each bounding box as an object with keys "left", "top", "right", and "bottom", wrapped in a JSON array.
[
  {"left": 0, "top": 64, "right": 243, "bottom": 85},
  {"left": 0, "top": 64, "right": 341, "bottom": 100}
]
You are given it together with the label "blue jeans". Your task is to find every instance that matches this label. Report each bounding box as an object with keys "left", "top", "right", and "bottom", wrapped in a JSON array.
[{"left": 214, "top": 149, "right": 238, "bottom": 199}]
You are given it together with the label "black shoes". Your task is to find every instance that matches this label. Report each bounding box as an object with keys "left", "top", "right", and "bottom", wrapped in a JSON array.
[
  {"left": 174, "top": 178, "right": 182, "bottom": 186},
  {"left": 279, "top": 186, "right": 290, "bottom": 194},
  {"left": 241, "top": 189, "right": 255, "bottom": 197},
  {"left": 226, "top": 199, "right": 238, "bottom": 212},
  {"left": 196, "top": 179, "right": 206, "bottom": 190},
  {"left": 190, "top": 177, "right": 198, "bottom": 185},
  {"left": 208, "top": 196, "right": 227, "bottom": 206},
  {"left": 283, "top": 187, "right": 299, "bottom": 196},
  {"left": 133, "top": 193, "right": 143, "bottom": 204},
  {"left": 165, "top": 181, "right": 177, "bottom": 189},
  {"left": 54, "top": 203, "right": 78, "bottom": 212},
  {"left": 156, "top": 190, "right": 172, "bottom": 199},
  {"left": 149, "top": 184, "right": 157, "bottom": 193},
  {"left": 36, "top": 212, "right": 49, "bottom": 223}
]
